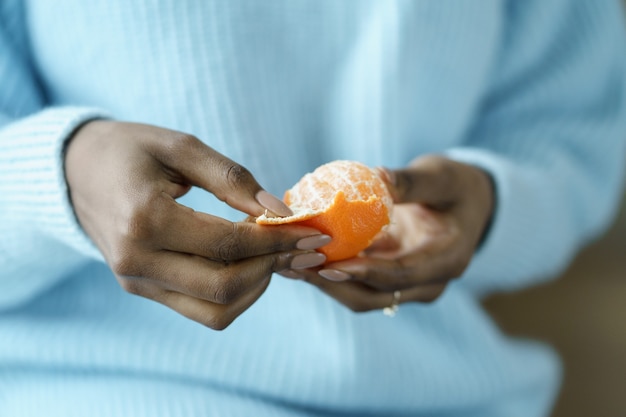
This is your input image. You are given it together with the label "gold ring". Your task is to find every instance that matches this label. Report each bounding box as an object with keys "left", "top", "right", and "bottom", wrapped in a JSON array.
[{"left": 383, "top": 290, "right": 401, "bottom": 317}]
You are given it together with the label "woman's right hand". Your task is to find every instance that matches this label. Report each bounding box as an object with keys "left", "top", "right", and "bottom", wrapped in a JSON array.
[{"left": 64, "top": 120, "right": 329, "bottom": 329}]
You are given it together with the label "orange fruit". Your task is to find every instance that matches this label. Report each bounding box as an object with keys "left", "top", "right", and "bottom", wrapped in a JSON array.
[{"left": 256, "top": 160, "right": 393, "bottom": 262}]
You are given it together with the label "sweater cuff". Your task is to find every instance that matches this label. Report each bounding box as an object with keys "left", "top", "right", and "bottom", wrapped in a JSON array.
[
  {"left": 1, "top": 107, "right": 108, "bottom": 260},
  {"left": 444, "top": 147, "right": 558, "bottom": 295}
]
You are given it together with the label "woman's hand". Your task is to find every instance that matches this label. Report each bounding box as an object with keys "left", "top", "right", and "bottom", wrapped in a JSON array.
[
  {"left": 65, "top": 120, "right": 329, "bottom": 329},
  {"left": 288, "top": 155, "right": 494, "bottom": 313}
]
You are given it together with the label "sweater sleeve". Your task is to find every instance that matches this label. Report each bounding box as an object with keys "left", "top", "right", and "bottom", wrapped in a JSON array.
[
  {"left": 446, "top": 0, "right": 626, "bottom": 296},
  {"left": 0, "top": 2, "right": 107, "bottom": 309}
]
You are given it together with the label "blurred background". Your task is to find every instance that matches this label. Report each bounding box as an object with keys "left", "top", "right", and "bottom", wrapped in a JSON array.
[{"left": 483, "top": 192, "right": 626, "bottom": 417}]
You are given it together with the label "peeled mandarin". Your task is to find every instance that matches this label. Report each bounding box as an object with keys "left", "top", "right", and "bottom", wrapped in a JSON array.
[{"left": 256, "top": 160, "right": 393, "bottom": 262}]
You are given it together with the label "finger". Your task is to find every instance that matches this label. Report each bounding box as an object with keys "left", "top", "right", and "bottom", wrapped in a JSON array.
[
  {"left": 397, "top": 283, "right": 447, "bottom": 304},
  {"left": 155, "top": 194, "right": 331, "bottom": 261},
  {"left": 146, "top": 128, "right": 291, "bottom": 217},
  {"left": 298, "top": 270, "right": 448, "bottom": 312},
  {"left": 379, "top": 156, "right": 461, "bottom": 207},
  {"left": 154, "top": 275, "right": 271, "bottom": 330},
  {"left": 318, "top": 247, "right": 468, "bottom": 292},
  {"left": 126, "top": 248, "right": 325, "bottom": 305},
  {"left": 277, "top": 269, "right": 304, "bottom": 279}
]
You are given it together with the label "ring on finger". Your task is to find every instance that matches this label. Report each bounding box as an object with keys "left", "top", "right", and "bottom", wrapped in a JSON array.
[{"left": 383, "top": 290, "right": 401, "bottom": 317}]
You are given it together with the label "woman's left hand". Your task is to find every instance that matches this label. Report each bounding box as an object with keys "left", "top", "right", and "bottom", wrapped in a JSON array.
[{"left": 285, "top": 155, "right": 494, "bottom": 313}]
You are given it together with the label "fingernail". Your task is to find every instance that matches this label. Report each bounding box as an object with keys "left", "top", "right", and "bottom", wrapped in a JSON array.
[
  {"left": 256, "top": 190, "right": 293, "bottom": 217},
  {"left": 279, "top": 269, "right": 303, "bottom": 279},
  {"left": 296, "top": 234, "right": 332, "bottom": 250},
  {"left": 318, "top": 269, "right": 351, "bottom": 282},
  {"left": 291, "top": 253, "right": 326, "bottom": 269}
]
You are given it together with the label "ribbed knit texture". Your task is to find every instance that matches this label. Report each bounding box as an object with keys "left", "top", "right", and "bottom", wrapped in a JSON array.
[{"left": 1, "top": 1, "right": 625, "bottom": 416}]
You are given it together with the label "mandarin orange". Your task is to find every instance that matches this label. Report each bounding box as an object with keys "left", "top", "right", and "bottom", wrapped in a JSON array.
[{"left": 256, "top": 160, "right": 393, "bottom": 262}]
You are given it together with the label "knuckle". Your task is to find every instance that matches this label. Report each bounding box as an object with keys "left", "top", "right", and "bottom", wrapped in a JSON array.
[
  {"left": 155, "top": 132, "right": 205, "bottom": 167},
  {"left": 109, "top": 246, "right": 141, "bottom": 277},
  {"left": 216, "top": 239, "right": 238, "bottom": 263},
  {"left": 270, "top": 252, "right": 292, "bottom": 273},
  {"left": 212, "top": 286, "right": 235, "bottom": 305},
  {"left": 423, "top": 155, "right": 449, "bottom": 173},
  {"left": 211, "top": 274, "right": 242, "bottom": 305},
  {"left": 124, "top": 211, "right": 153, "bottom": 242},
  {"left": 215, "top": 223, "right": 247, "bottom": 262},
  {"left": 438, "top": 160, "right": 462, "bottom": 195},
  {"left": 354, "top": 266, "right": 387, "bottom": 286},
  {"left": 167, "top": 133, "right": 202, "bottom": 154},
  {"left": 418, "top": 155, "right": 459, "bottom": 196},
  {"left": 120, "top": 194, "right": 168, "bottom": 244},
  {"left": 223, "top": 162, "right": 253, "bottom": 189}
]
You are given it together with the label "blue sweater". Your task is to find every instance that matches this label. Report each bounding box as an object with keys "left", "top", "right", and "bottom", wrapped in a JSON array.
[{"left": 1, "top": 1, "right": 625, "bottom": 416}]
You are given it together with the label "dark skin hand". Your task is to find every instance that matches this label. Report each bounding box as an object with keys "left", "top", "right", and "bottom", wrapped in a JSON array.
[
  {"left": 64, "top": 120, "right": 331, "bottom": 329},
  {"left": 284, "top": 156, "right": 495, "bottom": 312}
]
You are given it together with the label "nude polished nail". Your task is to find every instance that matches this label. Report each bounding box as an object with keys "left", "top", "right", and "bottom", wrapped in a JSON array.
[
  {"left": 279, "top": 269, "right": 304, "bottom": 279},
  {"left": 296, "top": 234, "right": 332, "bottom": 250},
  {"left": 291, "top": 253, "right": 326, "bottom": 269},
  {"left": 318, "top": 269, "right": 351, "bottom": 282},
  {"left": 256, "top": 190, "right": 293, "bottom": 217}
]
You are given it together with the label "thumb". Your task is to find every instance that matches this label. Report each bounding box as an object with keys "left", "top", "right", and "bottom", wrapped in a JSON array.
[
  {"left": 378, "top": 156, "right": 461, "bottom": 208},
  {"left": 153, "top": 133, "right": 292, "bottom": 217}
]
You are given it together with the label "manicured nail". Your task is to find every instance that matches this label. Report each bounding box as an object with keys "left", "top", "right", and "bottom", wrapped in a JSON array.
[
  {"left": 291, "top": 253, "right": 326, "bottom": 269},
  {"left": 296, "top": 234, "right": 332, "bottom": 250},
  {"left": 256, "top": 190, "right": 293, "bottom": 217},
  {"left": 318, "top": 269, "right": 351, "bottom": 282},
  {"left": 279, "top": 269, "right": 303, "bottom": 279}
]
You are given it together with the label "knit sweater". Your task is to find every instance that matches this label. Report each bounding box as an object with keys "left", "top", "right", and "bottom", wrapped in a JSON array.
[{"left": 1, "top": 1, "right": 625, "bottom": 416}]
